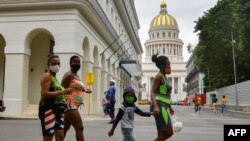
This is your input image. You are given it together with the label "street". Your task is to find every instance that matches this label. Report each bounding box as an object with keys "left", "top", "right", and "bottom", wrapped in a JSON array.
[{"left": 0, "top": 105, "right": 250, "bottom": 141}]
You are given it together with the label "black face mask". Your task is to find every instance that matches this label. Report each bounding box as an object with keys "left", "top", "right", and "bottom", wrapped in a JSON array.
[{"left": 71, "top": 64, "right": 80, "bottom": 72}]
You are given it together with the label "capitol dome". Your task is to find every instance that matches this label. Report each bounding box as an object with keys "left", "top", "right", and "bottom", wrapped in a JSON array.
[{"left": 149, "top": 0, "right": 178, "bottom": 31}]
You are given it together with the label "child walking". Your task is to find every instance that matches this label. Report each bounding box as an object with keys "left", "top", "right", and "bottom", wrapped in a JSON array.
[
  {"left": 102, "top": 91, "right": 108, "bottom": 116},
  {"left": 108, "top": 86, "right": 152, "bottom": 141}
]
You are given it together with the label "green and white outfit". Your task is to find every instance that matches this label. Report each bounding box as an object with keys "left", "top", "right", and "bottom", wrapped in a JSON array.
[
  {"left": 38, "top": 76, "right": 67, "bottom": 136},
  {"left": 151, "top": 72, "right": 172, "bottom": 131}
]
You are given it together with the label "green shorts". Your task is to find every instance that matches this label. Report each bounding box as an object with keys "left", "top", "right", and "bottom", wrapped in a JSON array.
[{"left": 150, "top": 101, "right": 172, "bottom": 131}]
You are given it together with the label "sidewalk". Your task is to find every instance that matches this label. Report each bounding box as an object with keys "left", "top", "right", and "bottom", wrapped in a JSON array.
[
  {"left": 0, "top": 111, "right": 111, "bottom": 121},
  {"left": 1, "top": 105, "right": 250, "bottom": 120}
]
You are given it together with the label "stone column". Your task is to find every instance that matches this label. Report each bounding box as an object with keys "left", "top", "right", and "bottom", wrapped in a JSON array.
[
  {"left": 3, "top": 53, "right": 30, "bottom": 116},
  {"left": 81, "top": 61, "right": 93, "bottom": 115},
  {"left": 92, "top": 66, "right": 101, "bottom": 113},
  {"left": 115, "top": 68, "right": 121, "bottom": 104},
  {"left": 100, "top": 69, "right": 108, "bottom": 103},
  {"left": 172, "top": 77, "right": 175, "bottom": 94}
]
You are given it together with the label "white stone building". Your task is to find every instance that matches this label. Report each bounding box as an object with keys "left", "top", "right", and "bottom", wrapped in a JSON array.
[
  {"left": 142, "top": 1, "right": 187, "bottom": 103},
  {"left": 0, "top": 0, "right": 143, "bottom": 117}
]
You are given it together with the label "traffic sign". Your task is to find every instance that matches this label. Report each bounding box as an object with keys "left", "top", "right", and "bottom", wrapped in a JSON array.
[{"left": 86, "top": 73, "right": 95, "bottom": 86}]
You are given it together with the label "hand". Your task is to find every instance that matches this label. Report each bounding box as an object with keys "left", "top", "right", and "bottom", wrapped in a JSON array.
[
  {"left": 84, "top": 88, "right": 92, "bottom": 94},
  {"left": 108, "top": 129, "right": 114, "bottom": 137},
  {"left": 169, "top": 107, "right": 174, "bottom": 115},
  {"left": 152, "top": 106, "right": 160, "bottom": 116},
  {"left": 64, "top": 88, "right": 73, "bottom": 94}
]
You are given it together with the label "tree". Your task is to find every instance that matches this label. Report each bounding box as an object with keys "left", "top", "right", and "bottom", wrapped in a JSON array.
[{"left": 193, "top": 0, "right": 250, "bottom": 90}]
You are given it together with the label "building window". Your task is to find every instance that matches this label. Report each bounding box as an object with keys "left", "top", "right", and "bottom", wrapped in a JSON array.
[
  {"left": 157, "top": 32, "right": 159, "bottom": 38},
  {"left": 169, "top": 32, "right": 171, "bottom": 38},
  {"left": 163, "top": 32, "right": 165, "bottom": 38}
]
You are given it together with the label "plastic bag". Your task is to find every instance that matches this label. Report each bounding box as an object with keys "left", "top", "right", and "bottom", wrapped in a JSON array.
[{"left": 171, "top": 115, "right": 183, "bottom": 132}]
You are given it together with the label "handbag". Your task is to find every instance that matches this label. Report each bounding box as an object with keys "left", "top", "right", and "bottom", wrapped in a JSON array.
[{"left": 171, "top": 115, "right": 183, "bottom": 132}]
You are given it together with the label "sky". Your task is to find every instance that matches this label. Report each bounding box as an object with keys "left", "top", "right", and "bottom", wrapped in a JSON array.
[{"left": 134, "top": 0, "right": 218, "bottom": 62}]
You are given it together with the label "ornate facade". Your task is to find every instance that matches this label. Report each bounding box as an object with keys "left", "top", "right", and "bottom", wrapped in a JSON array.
[
  {"left": 0, "top": 0, "right": 143, "bottom": 117},
  {"left": 142, "top": 1, "right": 187, "bottom": 103}
]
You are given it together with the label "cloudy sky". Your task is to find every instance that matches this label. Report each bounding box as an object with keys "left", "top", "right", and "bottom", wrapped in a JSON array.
[{"left": 134, "top": 0, "right": 218, "bottom": 62}]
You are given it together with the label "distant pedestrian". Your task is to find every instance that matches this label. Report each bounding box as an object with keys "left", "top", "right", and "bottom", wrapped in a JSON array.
[
  {"left": 197, "top": 96, "right": 202, "bottom": 114},
  {"left": 221, "top": 95, "right": 228, "bottom": 115},
  {"left": 106, "top": 80, "right": 116, "bottom": 123},
  {"left": 193, "top": 93, "right": 198, "bottom": 113},
  {"left": 108, "top": 86, "right": 152, "bottom": 141},
  {"left": 193, "top": 94, "right": 201, "bottom": 114},
  {"left": 212, "top": 95, "right": 218, "bottom": 114}
]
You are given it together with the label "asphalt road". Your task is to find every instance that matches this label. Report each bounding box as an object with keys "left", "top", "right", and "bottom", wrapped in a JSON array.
[{"left": 0, "top": 105, "right": 249, "bottom": 141}]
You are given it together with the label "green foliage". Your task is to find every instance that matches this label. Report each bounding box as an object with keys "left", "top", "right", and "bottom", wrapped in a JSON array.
[{"left": 193, "top": 0, "right": 250, "bottom": 91}]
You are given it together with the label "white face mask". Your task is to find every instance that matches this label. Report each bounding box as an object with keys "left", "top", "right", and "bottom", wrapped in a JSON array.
[{"left": 49, "top": 65, "right": 60, "bottom": 73}]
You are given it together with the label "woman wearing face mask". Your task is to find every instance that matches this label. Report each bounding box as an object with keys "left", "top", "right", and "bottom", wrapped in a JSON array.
[
  {"left": 150, "top": 53, "right": 174, "bottom": 141},
  {"left": 39, "top": 54, "right": 73, "bottom": 141},
  {"left": 61, "top": 55, "right": 91, "bottom": 141}
]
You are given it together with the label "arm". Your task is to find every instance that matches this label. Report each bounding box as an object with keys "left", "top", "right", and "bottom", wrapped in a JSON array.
[
  {"left": 135, "top": 106, "right": 151, "bottom": 117},
  {"left": 168, "top": 104, "right": 174, "bottom": 115},
  {"left": 108, "top": 107, "right": 124, "bottom": 137},
  {"left": 150, "top": 73, "right": 162, "bottom": 115},
  {"left": 107, "top": 88, "right": 113, "bottom": 103},
  {"left": 41, "top": 73, "right": 71, "bottom": 99},
  {"left": 61, "top": 72, "right": 73, "bottom": 89}
]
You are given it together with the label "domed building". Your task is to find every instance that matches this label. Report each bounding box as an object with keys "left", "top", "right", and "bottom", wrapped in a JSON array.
[{"left": 141, "top": 0, "right": 187, "bottom": 103}]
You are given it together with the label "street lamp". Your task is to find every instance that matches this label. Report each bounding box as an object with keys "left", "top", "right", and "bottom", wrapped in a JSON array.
[{"left": 231, "top": 30, "right": 238, "bottom": 108}]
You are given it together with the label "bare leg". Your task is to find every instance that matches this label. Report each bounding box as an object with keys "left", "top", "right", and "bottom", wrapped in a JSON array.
[
  {"left": 55, "top": 129, "right": 64, "bottom": 141},
  {"left": 154, "top": 128, "right": 173, "bottom": 141},
  {"left": 64, "top": 111, "right": 72, "bottom": 138},
  {"left": 68, "top": 110, "right": 84, "bottom": 141},
  {"left": 43, "top": 136, "right": 53, "bottom": 141}
]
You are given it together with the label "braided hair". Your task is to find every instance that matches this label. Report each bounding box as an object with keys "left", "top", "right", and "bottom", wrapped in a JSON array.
[{"left": 151, "top": 53, "right": 169, "bottom": 69}]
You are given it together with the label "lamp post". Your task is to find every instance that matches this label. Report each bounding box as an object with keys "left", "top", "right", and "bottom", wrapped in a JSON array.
[{"left": 231, "top": 30, "right": 238, "bottom": 108}]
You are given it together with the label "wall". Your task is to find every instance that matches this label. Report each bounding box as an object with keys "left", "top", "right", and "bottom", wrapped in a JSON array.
[{"left": 207, "top": 80, "right": 250, "bottom": 112}]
